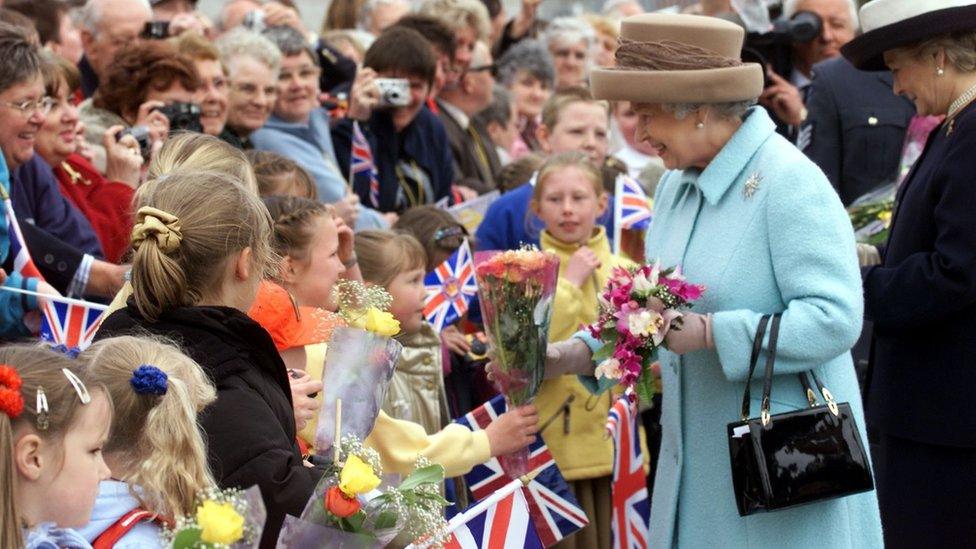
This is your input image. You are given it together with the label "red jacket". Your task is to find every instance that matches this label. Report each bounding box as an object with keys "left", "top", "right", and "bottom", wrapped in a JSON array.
[{"left": 54, "top": 153, "right": 134, "bottom": 263}]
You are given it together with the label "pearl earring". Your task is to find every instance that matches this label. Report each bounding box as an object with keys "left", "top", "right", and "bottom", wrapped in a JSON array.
[
  {"left": 937, "top": 67, "right": 945, "bottom": 76},
  {"left": 696, "top": 122, "right": 705, "bottom": 129}
]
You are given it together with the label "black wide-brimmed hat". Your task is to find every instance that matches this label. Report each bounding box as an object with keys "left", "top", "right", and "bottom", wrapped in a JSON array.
[{"left": 842, "top": 0, "right": 976, "bottom": 71}]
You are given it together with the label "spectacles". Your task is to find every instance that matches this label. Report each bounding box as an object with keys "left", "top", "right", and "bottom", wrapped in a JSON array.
[
  {"left": 230, "top": 82, "right": 279, "bottom": 99},
  {"left": 0, "top": 96, "right": 56, "bottom": 117},
  {"left": 468, "top": 64, "right": 495, "bottom": 74},
  {"left": 279, "top": 67, "right": 321, "bottom": 81}
]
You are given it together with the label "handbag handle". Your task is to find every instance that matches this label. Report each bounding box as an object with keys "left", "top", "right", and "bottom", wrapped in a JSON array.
[
  {"left": 758, "top": 313, "right": 783, "bottom": 426},
  {"left": 798, "top": 370, "right": 840, "bottom": 417},
  {"left": 739, "top": 314, "right": 772, "bottom": 421}
]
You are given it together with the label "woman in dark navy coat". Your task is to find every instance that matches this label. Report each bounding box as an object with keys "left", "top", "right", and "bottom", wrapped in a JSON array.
[{"left": 842, "top": 1, "right": 976, "bottom": 546}]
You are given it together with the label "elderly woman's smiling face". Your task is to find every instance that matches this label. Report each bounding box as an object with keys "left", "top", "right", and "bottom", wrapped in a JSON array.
[
  {"left": 883, "top": 49, "right": 948, "bottom": 116},
  {"left": 632, "top": 103, "right": 714, "bottom": 170}
]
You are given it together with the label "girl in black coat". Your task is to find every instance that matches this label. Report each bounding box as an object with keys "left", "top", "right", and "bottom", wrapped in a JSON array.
[{"left": 94, "top": 170, "right": 319, "bottom": 547}]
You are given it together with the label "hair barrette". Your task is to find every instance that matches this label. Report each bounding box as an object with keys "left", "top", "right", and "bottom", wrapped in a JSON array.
[
  {"left": 130, "top": 365, "right": 168, "bottom": 396},
  {"left": 36, "top": 387, "right": 49, "bottom": 430},
  {"left": 61, "top": 368, "right": 91, "bottom": 405}
]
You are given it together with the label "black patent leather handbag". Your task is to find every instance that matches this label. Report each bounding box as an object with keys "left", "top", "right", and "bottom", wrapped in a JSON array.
[{"left": 727, "top": 313, "right": 875, "bottom": 517}]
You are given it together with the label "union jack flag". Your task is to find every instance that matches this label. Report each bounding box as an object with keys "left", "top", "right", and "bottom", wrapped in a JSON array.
[
  {"left": 423, "top": 240, "right": 477, "bottom": 332},
  {"left": 443, "top": 482, "right": 544, "bottom": 549},
  {"left": 614, "top": 175, "right": 653, "bottom": 231},
  {"left": 39, "top": 298, "right": 106, "bottom": 350},
  {"left": 0, "top": 186, "right": 42, "bottom": 279},
  {"left": 350, "top": 121, "right": 381, "bottom": 208},
  {"left": 607, "top": 390, "right": 650, "bottom": 549},
  {"left": 455, "top": 396, "right": 589, "bottom": 547}
]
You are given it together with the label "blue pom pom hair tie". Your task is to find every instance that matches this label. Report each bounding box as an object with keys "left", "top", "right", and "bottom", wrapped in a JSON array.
[{"left": 130, "top": 365, "right": 168, "bottom": 396}]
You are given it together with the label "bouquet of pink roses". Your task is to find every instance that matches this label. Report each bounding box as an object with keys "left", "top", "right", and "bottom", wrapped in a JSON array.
[{"left": 587, "top": 262, "right": 705, "bottom": 403}]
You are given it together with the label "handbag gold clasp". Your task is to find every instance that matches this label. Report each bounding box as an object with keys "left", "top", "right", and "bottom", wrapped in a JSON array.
[
  {"left": 805, "top": 388, "right": 817, "bottom": 407},
  {"left": 760, "top": 396, "right": 771, "bottom": 427},
  {"left": 821, "top": 387, "right": 840, "bottom": 417}
]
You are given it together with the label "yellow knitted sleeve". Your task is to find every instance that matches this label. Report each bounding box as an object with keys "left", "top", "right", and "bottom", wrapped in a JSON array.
[{"left": 365, "top": 411, "right": 491, "bottom": 478}]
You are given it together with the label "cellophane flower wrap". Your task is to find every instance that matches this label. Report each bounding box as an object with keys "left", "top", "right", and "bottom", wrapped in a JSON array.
[
  {"left": 314, "top": 281, "right": 403, "bottom": 457},
  {"left": 164, "top": 485, "right": 266, "bottom": 549},
  {"left": 587, "top": 262, "right": 705, "bottom": 403},
  {"left": 474, "top": 247, "right": 559, "bottom": 476},
  {"left": 276, "top": 436, "right": 449, "bottom": 549}
]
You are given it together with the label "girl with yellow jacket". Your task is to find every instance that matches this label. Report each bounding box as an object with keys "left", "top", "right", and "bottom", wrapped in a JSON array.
[{"left": 531, "top": 152, "right": 647, "bottom": 549}]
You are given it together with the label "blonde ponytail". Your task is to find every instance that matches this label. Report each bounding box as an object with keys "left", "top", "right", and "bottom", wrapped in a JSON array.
[
  {"left": 130, "top": 170, "right": 275, "bottom": 321},
  {"left": 0, "top": 345, "right": 99, "bottom": 548},
  {"left": 82, "top": 336, "right": 216, "bottom": 518}
]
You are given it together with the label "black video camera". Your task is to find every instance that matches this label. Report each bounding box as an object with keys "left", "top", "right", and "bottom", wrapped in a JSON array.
[
  {"left": 154, "top": 102, "right": 204, "bottom": 134},
  {"left": 742, "top": 10, "right": 823, "bottom": 87}
]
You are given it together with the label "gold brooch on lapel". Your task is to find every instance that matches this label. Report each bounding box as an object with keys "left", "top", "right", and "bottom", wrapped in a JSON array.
[{"left": 744, "top": 172, "right": 762, "bottom": 199}]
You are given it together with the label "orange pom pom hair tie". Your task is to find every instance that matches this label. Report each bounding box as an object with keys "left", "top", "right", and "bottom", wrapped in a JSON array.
[{"left": 0, "top": 364, "right": 24, "bottom": 419}]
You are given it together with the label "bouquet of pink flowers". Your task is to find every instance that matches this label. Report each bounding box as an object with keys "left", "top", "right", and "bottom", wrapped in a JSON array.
[
  {"left": 474, "top": 247, "right": 560, "bottom": 476},
  {"left": 587, "top": 263, "right": 705, "bottom": 403}
]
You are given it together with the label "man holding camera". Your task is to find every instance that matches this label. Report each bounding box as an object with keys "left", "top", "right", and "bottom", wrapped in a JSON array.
[
  {"left": 332, "top": 27, "right": 455, "bottom": 214},
  {"left": 758, "top": 0, "right": 857, "bottom": 131}
]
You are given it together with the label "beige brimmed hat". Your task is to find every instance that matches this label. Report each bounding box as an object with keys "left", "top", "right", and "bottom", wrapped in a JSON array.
[{"left": 590, "top": 13, "right": 764, "bottom": 104}]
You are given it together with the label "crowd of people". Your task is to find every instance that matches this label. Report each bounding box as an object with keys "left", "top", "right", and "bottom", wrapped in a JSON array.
[{"left": 0, "top": 0, "right": 974, "bottom": 547}]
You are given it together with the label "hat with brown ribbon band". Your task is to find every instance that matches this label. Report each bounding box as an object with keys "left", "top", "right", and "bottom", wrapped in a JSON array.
[{"left": 590, "top": 13, "right": 764, "bottom": 104}]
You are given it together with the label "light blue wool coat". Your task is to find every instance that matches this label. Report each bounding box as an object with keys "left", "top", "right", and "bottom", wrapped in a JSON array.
[{"left": 579, "top": 108, "right": 882, "bottom": 548}]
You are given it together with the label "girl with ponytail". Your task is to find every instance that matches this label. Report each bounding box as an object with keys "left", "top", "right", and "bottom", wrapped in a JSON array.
[
  {"left": 94, "top": 169, "right": 320, "bottom": 547},
  {"left": 0, "top": 344, "right": 112, "bottom": 549},
  {"left": 78, "top": 336, "right": 216, "bottom": 547}
]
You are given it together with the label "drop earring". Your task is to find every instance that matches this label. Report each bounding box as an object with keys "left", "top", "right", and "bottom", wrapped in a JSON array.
[
  {"left": 937, "top": 67, "right": 945, "bottom": 76},
  {"left": 696, "top": 121, "right": 705, "bottom": 129}
]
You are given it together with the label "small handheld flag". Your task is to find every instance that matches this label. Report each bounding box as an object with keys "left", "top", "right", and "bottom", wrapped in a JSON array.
[
  {"left": 423, "top": 240, "right": 477, "bottom": 332},
  {"left": 350, "top": 121, "right": 381, "bottom": 209},
  {"left": 607, "top": 389, "right": 650, "bottom": 549}
]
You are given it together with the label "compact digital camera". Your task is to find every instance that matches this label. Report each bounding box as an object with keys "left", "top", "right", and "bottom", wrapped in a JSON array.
[
  {"left": 375, "top": 78, "right": 411, "bottom": 108},
  {"left": 155, "top": 102, "right": 203, "bottom": 134}
]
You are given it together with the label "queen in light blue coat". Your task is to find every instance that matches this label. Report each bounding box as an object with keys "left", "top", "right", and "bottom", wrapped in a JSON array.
[{"left": 546, "top": 13, "right": 883, "bottom": 548}]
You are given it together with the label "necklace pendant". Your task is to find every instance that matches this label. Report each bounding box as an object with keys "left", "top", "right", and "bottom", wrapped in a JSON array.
[{"left": 744, "top": 172, "right": 762, "bottom": 199}]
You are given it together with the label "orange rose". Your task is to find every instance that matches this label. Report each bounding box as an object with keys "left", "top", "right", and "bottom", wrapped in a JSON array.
[{"left": 324, "top": 486, "right": 361, "bottom": 518}]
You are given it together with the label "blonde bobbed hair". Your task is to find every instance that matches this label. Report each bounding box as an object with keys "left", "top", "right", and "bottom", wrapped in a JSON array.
[{"left": 82, "top": 336, "right": 216, "bottom": 518}]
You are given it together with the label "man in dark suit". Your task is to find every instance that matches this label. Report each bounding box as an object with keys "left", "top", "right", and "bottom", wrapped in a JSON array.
[
  {"left": 799, "top": 55, "right": 915, "bottom": 205},
  {"left": 437, "top": 40, "right": 501, "bottom": 196}
]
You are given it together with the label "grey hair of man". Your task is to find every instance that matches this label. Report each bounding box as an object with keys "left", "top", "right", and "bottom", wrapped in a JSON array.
[
  {"left": 0, "top": 22, "right": 42, "bottom": 94},
  {"left": 782, "top": 0, "right": 859, "bottom": 30},
  {"left": 78, "top": 0, "right": 152, "bottom": 36},
  {"left": 358, "top": 0, "right": 408, "bottom": 31},
  {"left": 662, "top": 100, "right": 757, "bottom": 121},
  {"left": 543, "top": 16, "right": 597, "bottom": 50},
  {"left": 496, "top": 39, "right": 556, "bottom": 88},
  {"left": 473, "top": 85, "right": 513, "bottom": 127},
  {"left": 216, "top": 27, "right": 283, "bottom": 77},
  {"left": 262, "top": 25, "right": 319, "bottom": 67}
]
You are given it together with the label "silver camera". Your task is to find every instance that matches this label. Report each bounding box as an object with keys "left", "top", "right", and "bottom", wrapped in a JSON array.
[{"left": 375, "top": 78, "right": 411, "bottom": 107}]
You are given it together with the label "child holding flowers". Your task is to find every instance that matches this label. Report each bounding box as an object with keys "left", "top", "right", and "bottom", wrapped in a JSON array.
[
  {"left": 0, "top": 344, "right": 112, "bottom": 549},
  {"left": 94, "top": 170, "right": 319, "bottom": 547},
  {"left": 530, "top": 151, "right": 646, "bottom": 549},
  {"left": 253, "top": 198, "right": 539, "bottom": 478},
  {"left": 355, "top": 229, "right": 448, "bottom": 435},
  {"left": 78, "top": 335, "right": 217, "bottom": 547}
]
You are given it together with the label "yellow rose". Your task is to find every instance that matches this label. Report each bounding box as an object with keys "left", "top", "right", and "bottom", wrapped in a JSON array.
[
  {"left": 354, "top": 308, "right": 400, "bottom": 336},
  {"left": 339, "top": 454, "right": 381, "bottom": 497},
  {"left": 196, "top": 500, "right": 244, "bottom": 545}
]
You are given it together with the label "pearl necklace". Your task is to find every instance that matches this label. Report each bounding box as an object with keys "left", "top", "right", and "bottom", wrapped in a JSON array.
[{"left": 947, "top": 81, "right": 976, "bottom": 121}]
